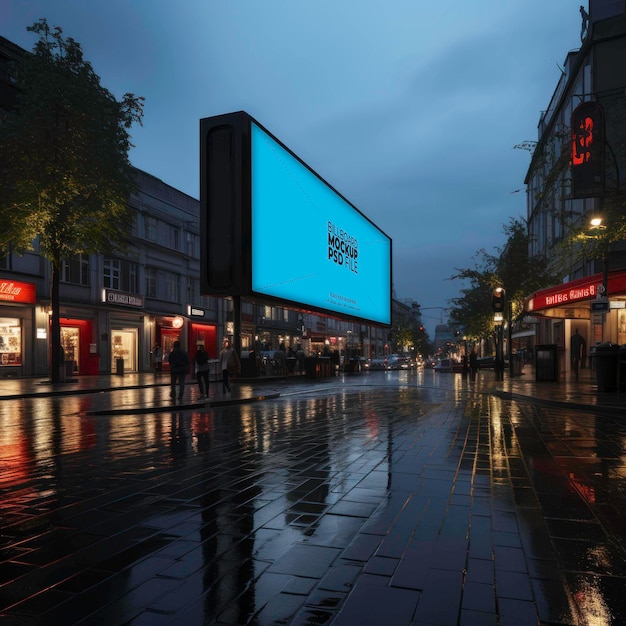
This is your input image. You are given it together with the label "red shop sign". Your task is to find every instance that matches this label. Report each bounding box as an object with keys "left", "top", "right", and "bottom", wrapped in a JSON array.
[{"left": 0, "top": 280, "right": 37, "bottom": 304}]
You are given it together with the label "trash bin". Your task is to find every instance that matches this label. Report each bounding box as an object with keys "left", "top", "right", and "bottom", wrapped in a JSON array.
[
  {"left": 304, "top": 357, "right": 319, "bottom": 379},
  {"left": 536, "top": 344, "right": 559, "bottom": 382},
  {"left": 240, "top": 355, "right": 257, "bottom": 378},
  {"left": 116, "top": 358, "right": 125, "bottom": 376},
  {"left": 591, "top": 343, "right": 619, "bottom": 391}
]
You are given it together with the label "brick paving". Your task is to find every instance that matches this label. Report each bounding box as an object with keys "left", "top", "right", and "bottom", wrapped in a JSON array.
[{"left": 0, "top": 370, "right": 625, "bottom": 624}]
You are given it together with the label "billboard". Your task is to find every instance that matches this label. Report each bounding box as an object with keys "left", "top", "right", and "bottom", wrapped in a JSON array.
[{"left": 200, "top": 112, "right": 391, "bottom": 326}]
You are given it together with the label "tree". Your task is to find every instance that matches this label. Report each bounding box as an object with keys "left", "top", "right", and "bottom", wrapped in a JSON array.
[
  {"left": 447, "top": 250, "right": 499, "bottom": 340},
  {"left": 0, "top": 20, "right": 144, "bottom": 381},
  {"left": 447, "top": 217, "right": 560, "bottom": 342}
]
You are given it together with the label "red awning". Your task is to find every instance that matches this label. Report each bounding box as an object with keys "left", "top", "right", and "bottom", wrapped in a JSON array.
[{"left": 525, "top": 270, "right": 626, "bottom": 316}]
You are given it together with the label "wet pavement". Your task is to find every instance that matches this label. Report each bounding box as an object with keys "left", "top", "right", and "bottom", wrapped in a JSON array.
[{"left": 0, "top": 368, "right": 625, "bottom": 625}]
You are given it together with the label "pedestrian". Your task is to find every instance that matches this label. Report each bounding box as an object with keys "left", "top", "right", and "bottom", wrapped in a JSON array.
[
  {"left": 193, "top": 344, "right": 210, "bottom": 398},
  {"left": 219, "top": 338, "right": 241, "bottom": 392},
  {"left": 469, "top": 348, "right": 478, "bottom": 383},
  {"left": 571, "top": 328, "right": 586, "bottom": 381},
  {"left": 153, "top": 344, "right": 162, "bottom": 373},
  {"left": 168, "top": 340, "right": 190, "bottom": 401}
]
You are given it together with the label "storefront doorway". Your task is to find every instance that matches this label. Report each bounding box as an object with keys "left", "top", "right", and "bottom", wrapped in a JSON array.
[
  {"left": 60, "top": 327, "right": 80, "bottom": 374},
  {"left": 111, "top": 328, "right": 138, "bottom": 373}
]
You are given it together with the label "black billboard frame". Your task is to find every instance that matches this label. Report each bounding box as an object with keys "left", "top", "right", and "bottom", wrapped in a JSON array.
[{"left": 200, "top": 110, "right": 392, "bottom": 328}]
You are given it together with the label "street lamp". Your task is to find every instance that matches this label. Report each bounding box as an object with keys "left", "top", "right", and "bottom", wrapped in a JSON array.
[
  {"left": 491, "top": 287, "right": 506, "bottom": 381},
  {"left": 590, "top": 217, "right": 608, "bottom": 291},
  {"left": 589, "top": 216, "right": 609, "bottom": 342}
]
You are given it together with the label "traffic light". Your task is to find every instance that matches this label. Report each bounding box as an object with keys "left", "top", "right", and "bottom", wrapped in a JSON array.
[{"left": 491, "top": 287, "right": 506, "bottom": 313}]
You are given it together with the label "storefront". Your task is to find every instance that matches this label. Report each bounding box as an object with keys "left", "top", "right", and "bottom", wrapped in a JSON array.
[
  {"left": 524, "top": 270, "right": 626, "bottom": 374},
  {"left": 0, "top": 279, "right": 36, "bottom": 377},
  {"left": 154, "top": 315, "right": 186, "bottom": 372},
  {"left": 60, "top": 318, "right": 100, "bottom": 375},
  {"left": 187, "top": 306, "right": 218, "bottom": 360},
  {"left": 103, "top": 289, "right": 146, "bottom": 374},
  {"left": 188, "top": 322, "right": 218, "bottom": 359}
]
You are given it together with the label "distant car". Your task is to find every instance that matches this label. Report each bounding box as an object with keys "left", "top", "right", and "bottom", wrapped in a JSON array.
[
  {"left": 386, "top": 355, "right": 411, "bottom": 370},
  {"left": 366, "top": 357, "right": 387, "bottom": 370}
]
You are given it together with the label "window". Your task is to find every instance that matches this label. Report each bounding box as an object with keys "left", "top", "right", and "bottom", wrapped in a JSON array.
[
  {"left": 104, "top": 258, "right": 138, "bottom": 292},
  {"left": 186, "top": 276, "right": 195, "bottom": 303},
  {"left": 61, "top": 254, "right": 90, "bottom": 286},
  {"left": 145, "top": 266, "right": 157, "bottom": 299},
  {"left": 201, "top": 294, "right": 217, "bottom": 311},
  {"left": 144, "top": 215, "right": 157, "bottom": 241},
  {"left": 170, "top": 225, "right": 180, "bottom": 251},
  {"left": 0, "top": 249, "right": 10, "bottom": 270},
  {"left": 185, "top": 231, "right": 195, "bottom": 257},
  {"left": 165, "top": 271, "right": 180, "bottom": 303}
]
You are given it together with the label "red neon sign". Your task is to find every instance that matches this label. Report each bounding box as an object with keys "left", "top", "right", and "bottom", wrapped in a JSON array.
[
  {"left": 0, "top": 280, "right": 36, "bottom": 304},
  {"left": 572, "top": 116, "right": 594, "bottom": 166}
]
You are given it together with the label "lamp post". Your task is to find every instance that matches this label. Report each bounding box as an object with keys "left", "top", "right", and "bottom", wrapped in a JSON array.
[
  {"left": 491, "top": 287, "right": 506, "bottom": 381},
  {"left": 590, "top": 216, "right": 609, "bottom": 342}
]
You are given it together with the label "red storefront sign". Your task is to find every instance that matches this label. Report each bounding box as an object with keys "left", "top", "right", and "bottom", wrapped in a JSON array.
[
  {"left": 525, "top": 271, "right": 626, "bottom": 313},
  {"left": 0, "top": 280, "right": 36, "bottom": 304}
]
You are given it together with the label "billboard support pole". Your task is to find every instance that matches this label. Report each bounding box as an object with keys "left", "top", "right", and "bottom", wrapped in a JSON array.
[{"left": 233, "top": 295, "right": 242, "bottom": 356}]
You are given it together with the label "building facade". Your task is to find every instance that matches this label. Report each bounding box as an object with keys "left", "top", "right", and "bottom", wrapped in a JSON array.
[{"left": 524, "top": 0, "right": 626, "bottom": 373}]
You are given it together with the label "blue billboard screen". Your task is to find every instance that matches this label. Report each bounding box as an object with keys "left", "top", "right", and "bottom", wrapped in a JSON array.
[{"left": 251, "top": 122, "right": 391, "bottom": 325}]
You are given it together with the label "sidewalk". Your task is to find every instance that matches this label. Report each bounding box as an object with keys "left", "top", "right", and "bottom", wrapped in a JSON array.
[{"left": 1, "top": 366, "right": 624, "bottom": 414}]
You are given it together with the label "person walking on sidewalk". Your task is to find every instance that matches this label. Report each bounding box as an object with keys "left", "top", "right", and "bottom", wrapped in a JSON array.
[
  {"left": 469, "top": 348, "right": 478, "bottom": 383},
  {"left": 219, "top": 338, "right": 241, "bottom": 393},
  {"left": 153, "top": 344, "right": 162, "bottom": 374},
  {"left": 193, "top": 344, "right": 210, "bottom": 398},
  {"left": 168, "top": 340, "right": 190, "bottom": 401}
]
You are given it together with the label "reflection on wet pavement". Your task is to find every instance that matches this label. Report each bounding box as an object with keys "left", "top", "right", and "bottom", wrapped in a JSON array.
[{"left": 0, "top": 372, "right": 624, "bottom": 624}]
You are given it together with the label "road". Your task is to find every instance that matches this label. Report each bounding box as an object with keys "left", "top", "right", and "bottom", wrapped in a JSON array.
[{"left": 0, "top": 370, "right": 625, "bottom": 624}]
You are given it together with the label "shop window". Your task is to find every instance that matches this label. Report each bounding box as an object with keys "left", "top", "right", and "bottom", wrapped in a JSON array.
[
  {"left": 111, "top": 329, "right": 137, "bottom": 372},
  {"left": 60, "top": 327, "right": 79, "bottom": 373},
  {"left": 0, "top": 318, "right": 21, "bottom": 367}
]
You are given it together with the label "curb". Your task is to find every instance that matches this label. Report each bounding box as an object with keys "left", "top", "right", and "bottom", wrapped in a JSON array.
[{"left": 85, "top": 391, "right": 282, "bottom": 415}]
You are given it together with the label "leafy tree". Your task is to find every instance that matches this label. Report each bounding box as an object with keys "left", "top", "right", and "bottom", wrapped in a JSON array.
[
  {"left": 447, "top": 250, "right": 499, "bottom": 340},
  {"left": 0, "top": 20, "right": 144, "bottom": 381},
  {"left": 447, "top": 217, "right": 560, "bottom": 342},
  {"left": 558, "top": 189, "right": 626, "bottom": 275}
]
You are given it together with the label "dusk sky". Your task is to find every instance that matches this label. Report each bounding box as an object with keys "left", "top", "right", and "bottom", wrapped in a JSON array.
[{"left": 1, "top": 1, "right": 583, "bottom": 335}]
